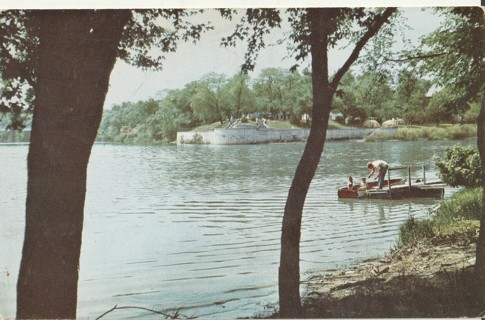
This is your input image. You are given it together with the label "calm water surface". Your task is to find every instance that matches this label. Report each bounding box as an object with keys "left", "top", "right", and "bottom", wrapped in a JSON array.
[{"left": 0, "top": 139, "right": 472, "bottom": 319}]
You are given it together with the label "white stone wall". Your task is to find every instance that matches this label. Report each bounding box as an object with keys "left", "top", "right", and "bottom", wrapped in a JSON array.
[{"left": 177, "top": 127, "right": 397, "bottom": 145}]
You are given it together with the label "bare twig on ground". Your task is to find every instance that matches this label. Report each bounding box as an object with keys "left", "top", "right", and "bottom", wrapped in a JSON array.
[{"left": 96, "top": 305, "right": 194, "bottom": 320}]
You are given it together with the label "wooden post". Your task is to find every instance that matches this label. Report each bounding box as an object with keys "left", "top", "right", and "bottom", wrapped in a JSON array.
[
  {"left": 408, "top": 166, "right": 412, "bottom": 188},
  {"left": 422, "top": 164, "right": 426, "bottom": 185},
  {"left": 387, "top": 168, "right": 391, "bottom": 196}
]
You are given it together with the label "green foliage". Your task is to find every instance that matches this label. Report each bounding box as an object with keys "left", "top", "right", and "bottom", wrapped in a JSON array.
[
  {"left": 395, "top": 127, "right": 422, "bottom": 141},
  {"left": 395, "top": 125, "right": 476, "bottom": 141},
  {"left": 2, "top": 9, "right": 482, "bottom": 140},
  {"left": 90, "top": 8, "right": 481, "bottom": 146},
  {"left": 190, "top": 73, "right": 230, "bottom": 124},
  {"left": 427, "top": 87, "right": 460, "bottom": 124},
  {"left": 421, "top": 127, "right": 448, "bottom": 140},
  {"left": 0, "top": 10, "right": 214, "bottom": 131},
  {"left": 191, "top": 121, "right": 227, "bottom": 131},
  {"left": 406, "top": 8, "right": 484, "bottom": 116},
  {"left": 97, "top": 98, "right": 190, "bottom": 144},
  {"left": 434, "top": 145, "right": 482, "bottom": 188},
  {"left": 330, "top": 67, "right": 455, "bottom": 126},
  {"left": 398, "top": 216, "right": 435, "bottom": 246},
  {"left": 394, "top": 70, "right": 432, "bottom": 125},
  {"left": 448, "top": 124, "right": 477, "bottom": 139},
  {"left": 356, "top": 7, "right": 483, "bottom": 126},
  {"left": 97, "top": 67, "right": 319, "bottom": 145},
  {"left": 252, "top": 67, "right": 312, "bottom": 119},
  {"left": 398, "top": 188, "right": 482, "bottom": 246},
  {"left": 462, "top": 99, "right": 481, "bottom": 124},
  {"left": 348, "top": 71, "right": 396, "bottom": 122},
  {"left": 0, "top": 11, "right": 37, "bottom": 129},
  {"left": 267, "top": 120, "right": 300, "bottom": 129},
  {"left": 438, "top": 187, "right": 483, "bottom": 221},
  {"left": 184, "top": 133, "right": 204, "bottom": 144},
  {"left": 225, "top": 73, "right": 257, "bottom": 117}
]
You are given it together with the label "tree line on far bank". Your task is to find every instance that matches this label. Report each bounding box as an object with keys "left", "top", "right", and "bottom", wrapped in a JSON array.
[{"left": 96, "top": 66, "right": 481, "bottom": 145}]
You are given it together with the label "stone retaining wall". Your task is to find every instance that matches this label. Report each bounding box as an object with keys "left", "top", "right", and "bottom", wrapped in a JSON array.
[{"left": 177, "top": 127, "right": 397, "bottom": 145}]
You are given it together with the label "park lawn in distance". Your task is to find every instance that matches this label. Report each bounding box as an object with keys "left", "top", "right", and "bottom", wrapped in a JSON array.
[{"left": 191, "top": 119, "right": 347, "bottom": 131}]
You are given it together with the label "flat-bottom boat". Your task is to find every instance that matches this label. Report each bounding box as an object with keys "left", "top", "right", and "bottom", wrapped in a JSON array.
[{"left": 338, "top": 178, "right": 406, "bottom": 199}]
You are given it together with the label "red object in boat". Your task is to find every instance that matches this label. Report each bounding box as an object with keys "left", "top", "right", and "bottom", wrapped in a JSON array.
[{"left": 338, "top": 178, "right": 406, "bottom": 199}]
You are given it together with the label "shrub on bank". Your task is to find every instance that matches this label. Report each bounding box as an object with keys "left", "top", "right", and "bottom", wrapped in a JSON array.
[
  {"left": 422, "top": 127, "right": 448, "bottom": 140},
  {"left": 398, "top": 188, "right": 482, "bottom": 247},
  {"left": 448, "top": 124, "right": 476, "bottom": 139},
  {"left": 434, "top": 145, "right": 482, "bottom": 188},
  {"left": 395, "top": 125, "right": 476, "bottom": 141},
  {"left": 363, "top": 119, "right": 380, "bottom": 128},
  {"left": 364, "top": 130, "right": 389, "bottom": 142},
  {"left": 438, "top": 188, "right": 482, "bottom": 221},
  {"left": 398, "top": 216, "right": 435, "bottom": 246},
  {"left": 396, "top": 127, "right": 422, "bottom": 140}
]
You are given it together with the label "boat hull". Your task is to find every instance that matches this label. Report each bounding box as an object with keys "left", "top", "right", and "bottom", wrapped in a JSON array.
[{"left": 337, "top": 178, "right": 405, "bottom": 199}]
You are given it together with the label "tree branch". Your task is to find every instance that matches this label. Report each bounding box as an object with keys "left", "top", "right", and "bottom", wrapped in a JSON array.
[
  {"left": 96, "top": 305, "right": 194, "bottom": 320},
  {"left": 383, "top": 52, "right": 448, "bottom": 62},
  {"left": 330, "top": 7, "right": 397, "bottom": 89}
]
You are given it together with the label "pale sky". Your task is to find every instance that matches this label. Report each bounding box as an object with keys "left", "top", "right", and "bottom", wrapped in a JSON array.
[{"left": 103, "top": 7, "right": 447, "bottom": 109}]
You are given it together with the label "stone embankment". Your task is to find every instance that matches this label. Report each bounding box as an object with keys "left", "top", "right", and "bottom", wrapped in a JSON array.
[{"left": 177, "top": 127, "right": 397, "bottom": 145}]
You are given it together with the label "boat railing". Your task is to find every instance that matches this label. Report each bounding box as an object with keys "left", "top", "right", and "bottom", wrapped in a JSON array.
[
  {"left": 383, "top": 164, "right": 429, "bottom": 196},
  {"left": 358, "top": 164, "right": 445, "bottom": 199},
  {"left": 389, "top": 164, "right": 427, "bottom": 184}
]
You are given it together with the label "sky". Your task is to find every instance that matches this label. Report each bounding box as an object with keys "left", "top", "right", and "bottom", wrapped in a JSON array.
[{"left": 103, "top": 7, "right": 447, "bottom": 109}]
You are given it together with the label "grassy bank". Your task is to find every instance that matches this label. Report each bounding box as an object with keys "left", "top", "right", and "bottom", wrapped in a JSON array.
[
  {"left": 298, "top": 188, "right": 484, "bottom": 319},
  {"left": 365, "top": 124, "right": 476, "bottom": 142},
  {"left": 398, "top": 187, "right": 482, "bottom": 247}
]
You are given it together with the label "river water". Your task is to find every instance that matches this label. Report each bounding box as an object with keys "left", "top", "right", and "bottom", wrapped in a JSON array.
[{"left": 0, "top": 139, "right": 473, "bottom": 319}]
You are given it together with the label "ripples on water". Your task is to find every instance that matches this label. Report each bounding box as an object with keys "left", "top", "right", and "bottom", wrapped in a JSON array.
[{"left": 0, "top": 139, "right": 471, "bottom": 319}]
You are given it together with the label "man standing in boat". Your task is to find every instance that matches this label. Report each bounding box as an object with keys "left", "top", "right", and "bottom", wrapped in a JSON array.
[{"left": 367, "top": 160, "right": 389, "bottom": 189}]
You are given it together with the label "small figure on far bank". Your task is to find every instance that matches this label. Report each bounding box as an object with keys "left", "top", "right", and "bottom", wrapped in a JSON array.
[{"left": 367, "top": 160, "right": 389, "bottom": 189}]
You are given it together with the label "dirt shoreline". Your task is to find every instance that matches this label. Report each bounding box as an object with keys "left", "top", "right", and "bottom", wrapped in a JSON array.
[{"left": 299, "top": 239, "right": 483, "bottom": 318}]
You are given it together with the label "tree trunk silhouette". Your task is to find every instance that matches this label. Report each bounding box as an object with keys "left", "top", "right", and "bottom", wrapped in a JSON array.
[
  {"left": 474, "top": 8, "right": 485, "bottom": 304},
  {"left": 279, "top": 9, "right": 330, "bottom": 317},
  {"left": 475, "top": 88, "right": 485, "bottom": 303},
  {"left": 17, "top": 10, "right": 130, "bottom": 319},
  {"left": 278, "top": 8, "right": 397, "bottom": 317}
]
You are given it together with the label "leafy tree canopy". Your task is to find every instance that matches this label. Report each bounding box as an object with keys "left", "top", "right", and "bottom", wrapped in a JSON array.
[
  {"left": 0, "top": 9, "right": 213, "bottom": 128},
  {"left": 386, "top": 7, "right": 484, "bottom": 114}
]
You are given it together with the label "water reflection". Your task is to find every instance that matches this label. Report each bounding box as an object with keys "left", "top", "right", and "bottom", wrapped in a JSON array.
[{"left": 338, "top": 198, "right": 439, "bottom": 224}]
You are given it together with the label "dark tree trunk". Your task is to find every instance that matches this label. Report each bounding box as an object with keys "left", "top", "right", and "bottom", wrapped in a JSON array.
[
  {"left": 17, "top": 10, "right": 130, "bottom": 319},
  {"left": 277, "top": 8, "right": 396, "bottom": 317},
  {"left": 475, "top": 89, "right": 485, "bottom": 303},
  {"left": 279, "top": 9, "right": 330, "bottom": 318},
  {"left": 474, "top": 9, "right": 485, "bottom": 303}
]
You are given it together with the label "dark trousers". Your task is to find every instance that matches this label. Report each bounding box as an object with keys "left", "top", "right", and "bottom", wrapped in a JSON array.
[{"left": 378, "top": 167, "right": 388, "bottom": 189}]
